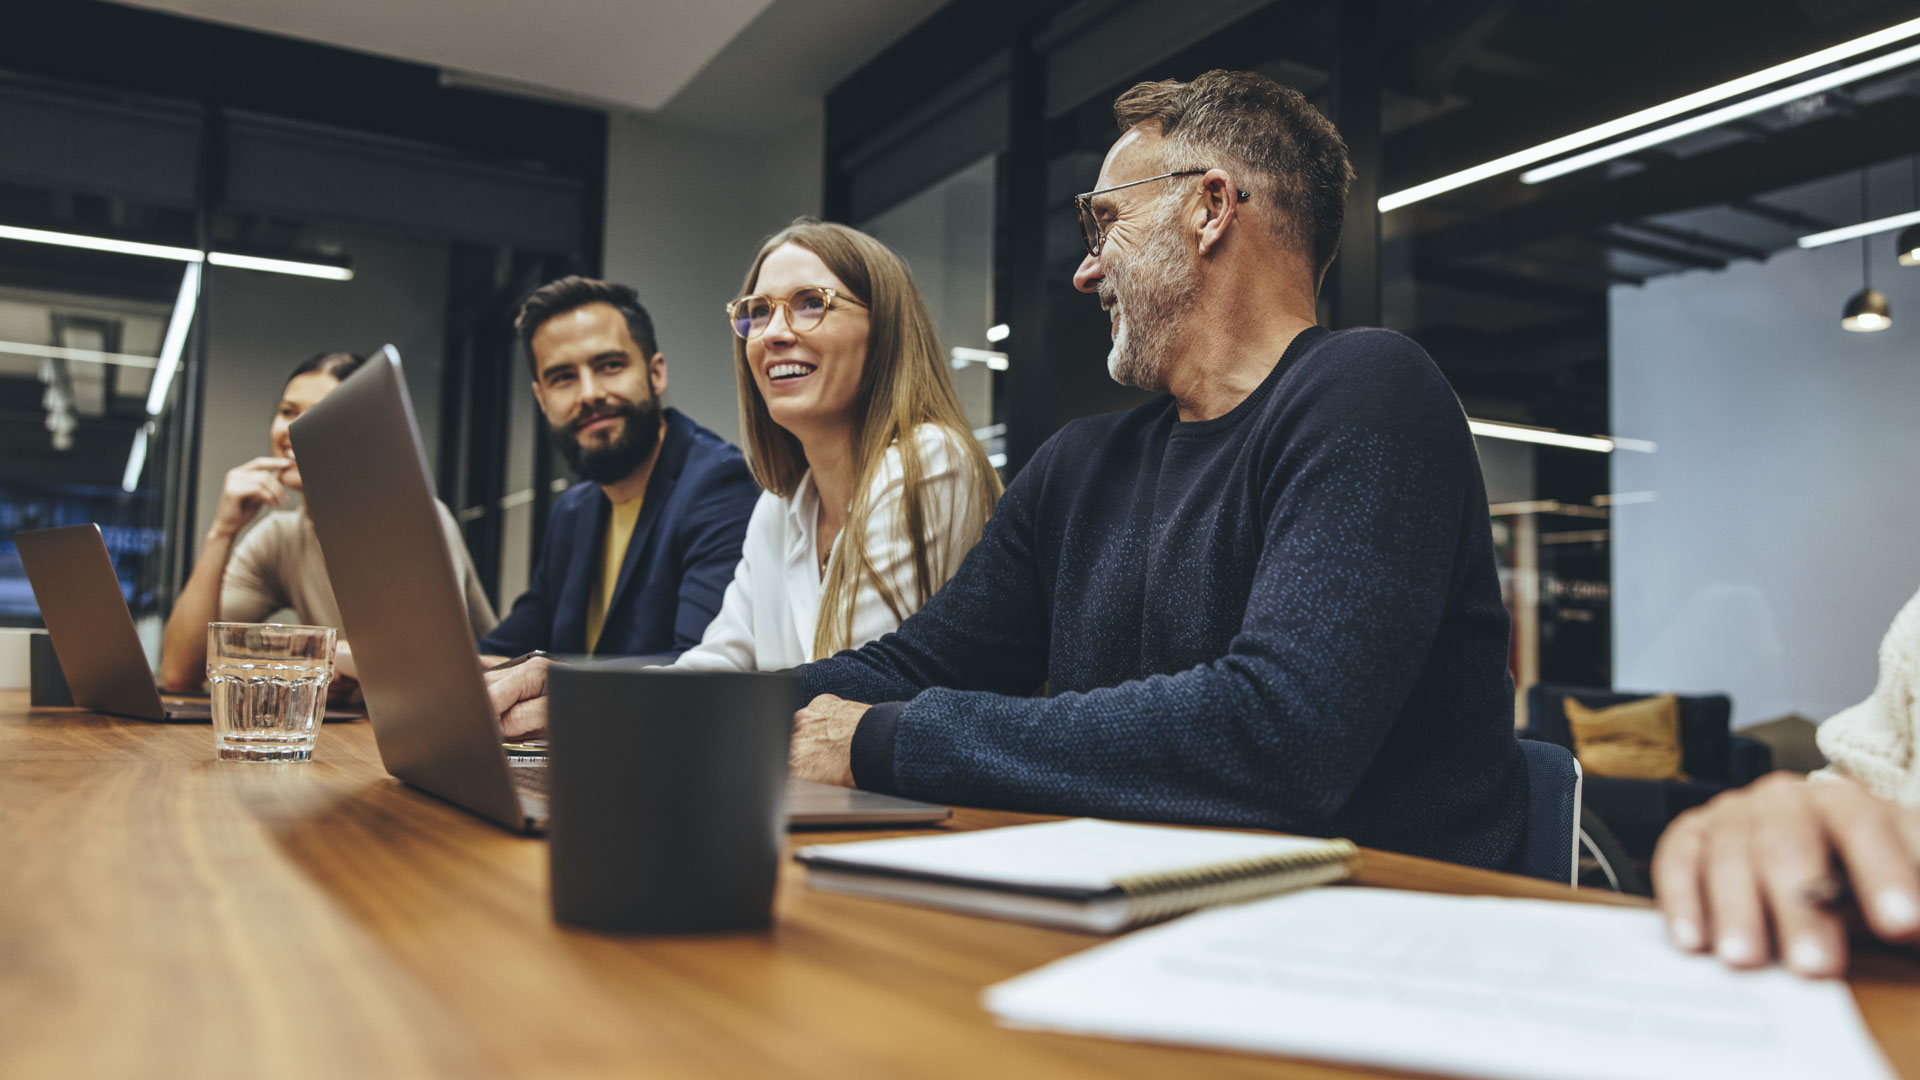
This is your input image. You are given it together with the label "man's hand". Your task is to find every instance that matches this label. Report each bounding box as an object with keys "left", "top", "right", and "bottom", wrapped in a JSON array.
[
  {"left": 485, "top": 655, "right": 553, "bottom": 739},
  {"left": 791, "top": 694, "right": 868, "bottom": 788},
  {"left": 1652, "top": 771, "right": 1920, "bottom": 977}
]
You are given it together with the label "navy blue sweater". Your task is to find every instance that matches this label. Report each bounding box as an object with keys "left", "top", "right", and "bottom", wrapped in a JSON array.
[{"left": 801, "top": 327, "right": 1525, "bottom": 870}]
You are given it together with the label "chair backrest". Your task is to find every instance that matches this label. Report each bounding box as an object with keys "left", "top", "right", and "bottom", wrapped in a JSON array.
[{"left": 1515, "top": 739, "right": 1583, "bottom": 885}]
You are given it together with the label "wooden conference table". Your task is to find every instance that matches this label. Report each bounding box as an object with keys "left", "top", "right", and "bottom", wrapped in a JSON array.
[{"left": 3, "top": 692, "right": 1917, "bottom": 1079}]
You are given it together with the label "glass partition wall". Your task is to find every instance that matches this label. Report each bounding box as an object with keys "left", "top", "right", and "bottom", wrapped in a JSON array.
[
  {"left": 860, "top": 155, "right": 1006, "bottom": 466},
  {"left": 0, "top": 62, "right": 602, "bottom": 644}
]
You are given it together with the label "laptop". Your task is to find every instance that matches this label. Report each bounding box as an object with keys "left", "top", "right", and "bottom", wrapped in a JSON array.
[
  {"left": 15, "top": 523, "right": 361, "bottom": 722},
  {"left": 290, "top": 345, "right": 950, "bottom": 835}
]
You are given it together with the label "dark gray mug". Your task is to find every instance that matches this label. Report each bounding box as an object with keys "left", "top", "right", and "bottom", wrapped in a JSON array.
[
  {"left": 547, "top": 665, "right": 799, "bottom": 933},
  {"left": 30, "top": 632, "right": 73, "bottom": 707}
]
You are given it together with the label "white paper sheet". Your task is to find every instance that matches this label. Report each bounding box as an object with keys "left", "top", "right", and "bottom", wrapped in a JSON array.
[
  {"left": 985, "top": 887, "right": 1894, "bottom": 1080},
  {"left": 797, "top": 818, "right": 1342, "bottom": 891}
]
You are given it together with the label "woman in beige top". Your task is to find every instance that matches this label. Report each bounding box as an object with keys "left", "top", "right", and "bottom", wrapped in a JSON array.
[{"left": 157, "top": 352, "right": 496, "bottom": 697}]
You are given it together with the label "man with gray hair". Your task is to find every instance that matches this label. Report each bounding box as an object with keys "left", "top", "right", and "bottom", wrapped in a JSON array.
[{"left": 489, "top": 71, "right": 1525, "bottom": 870}]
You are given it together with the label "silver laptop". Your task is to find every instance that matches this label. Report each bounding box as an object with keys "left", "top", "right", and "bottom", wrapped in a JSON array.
[
  {"left": 290, "top": 345, "right": 949, "bottom": 835},
  {"left": 15, "top": 523, "right": 360, "bottom": 722}
]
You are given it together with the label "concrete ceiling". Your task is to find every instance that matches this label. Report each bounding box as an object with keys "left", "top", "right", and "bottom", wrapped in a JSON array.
[{"left": 109, "top": 0, "right": 950, "bottom": 128}]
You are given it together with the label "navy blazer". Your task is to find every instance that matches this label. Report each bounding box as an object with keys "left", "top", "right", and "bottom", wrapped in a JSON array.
[{"left": 481, "top": 408, "right": 759, "bottom": 658}]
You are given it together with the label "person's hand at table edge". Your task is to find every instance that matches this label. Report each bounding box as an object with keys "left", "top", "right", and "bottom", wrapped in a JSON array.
[
  {"left": 791, "top": 694, "right": 866, "bottom": 788},
  {"left": 485, "top": 654, "right": 554, "bottom": 739},
  {"left": 1652, "top": 771, "right": 1920, "bottom": 977}
]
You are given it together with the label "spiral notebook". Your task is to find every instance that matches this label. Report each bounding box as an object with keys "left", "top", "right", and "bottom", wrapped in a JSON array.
[{"left": 795, "top": 818, "right": 1358, "bottom": 933}]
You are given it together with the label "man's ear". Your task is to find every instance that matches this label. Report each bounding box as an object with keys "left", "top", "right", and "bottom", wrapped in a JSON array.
[
  {"left": 650, "top": 352, "right": 668, "bottom": 397},
  {"left": 530, "top": 379, "right": 547, "bottom": 412},
  {"left": 1196, "top": 168, "right": 1240, "bottom": 256}
]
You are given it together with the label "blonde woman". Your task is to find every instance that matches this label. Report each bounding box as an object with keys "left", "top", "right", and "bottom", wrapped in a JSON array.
[{"left": 671, "top": 219, "right": 1002, "bottom": 671}]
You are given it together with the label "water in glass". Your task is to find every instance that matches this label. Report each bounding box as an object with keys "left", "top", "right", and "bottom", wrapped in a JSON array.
[{"left": 206, "top": 623, "right": 334, "bottom": 762}]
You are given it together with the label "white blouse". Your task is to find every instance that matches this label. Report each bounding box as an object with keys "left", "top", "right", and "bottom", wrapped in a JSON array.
[{"left": 674, "top": 425, "right": 987, "bottom": 672}]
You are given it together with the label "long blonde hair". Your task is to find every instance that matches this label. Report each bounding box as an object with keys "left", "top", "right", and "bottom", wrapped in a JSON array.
[{"left": 732, "top": 218, "right": 1004, "bottom": 660}]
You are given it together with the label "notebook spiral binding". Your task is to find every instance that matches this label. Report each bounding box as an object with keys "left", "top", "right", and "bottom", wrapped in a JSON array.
[{"left": 1110, "top": 838, "right": 1361, "bottom": 929}]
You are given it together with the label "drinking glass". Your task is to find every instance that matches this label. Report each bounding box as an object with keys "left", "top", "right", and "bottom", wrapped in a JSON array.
[{"left": 206, "top": 622, "right": 335, "bottom": 762}]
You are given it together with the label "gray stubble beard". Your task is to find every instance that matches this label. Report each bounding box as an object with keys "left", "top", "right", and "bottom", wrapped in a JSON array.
[{"left": 1100, "top": 194, "right": 1201, "bottom": 393}]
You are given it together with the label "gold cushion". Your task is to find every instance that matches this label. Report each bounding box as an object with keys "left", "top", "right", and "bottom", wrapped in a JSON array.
[{"left": 1563, "top": 694, "right": 1689, "bottom": 782}]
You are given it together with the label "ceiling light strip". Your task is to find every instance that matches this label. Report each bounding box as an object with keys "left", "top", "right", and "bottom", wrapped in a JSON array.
[
  {"left": 1468, "top": 419, "right": 1615, "bottom": 453},
  {"left": 1377, "top": 15, "right": 1920, "bottom": 212},
  {"left": 0, "top": 223, "right": 202, "bottom": 262},
  {"left": 206, "top": 251, "right": 354, "bottom": 281},
  {"left": 1520, "top": 39, "right": 1920, "bottom": 185},
  {"left": 0, "top": 341, "right": 167, "bottom": 370},
  {"left": 121, "top": 424, "right": 150, "bottom": 494},
  {"left": 1797, "top": 207, "right": 1920, "bottom": 249},
  {"left": 145, "top": 264, "right": 201, "bottom": 418},
  {"left": 0, "top": 223, "right": 351, "bottom": 280}
]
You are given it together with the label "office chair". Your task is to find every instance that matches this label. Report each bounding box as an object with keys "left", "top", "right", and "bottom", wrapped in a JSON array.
[{"left": 1515, "top": 739, "right": 1583, "bottom": 885}]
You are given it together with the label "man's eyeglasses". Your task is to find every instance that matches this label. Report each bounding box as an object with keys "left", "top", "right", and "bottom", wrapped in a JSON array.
[
  {"left": 1072, "top": 169, "right": 1251, "bottom": 257},
  {"left": 725, "top": 286, "right": 867, "bottom": 341}
]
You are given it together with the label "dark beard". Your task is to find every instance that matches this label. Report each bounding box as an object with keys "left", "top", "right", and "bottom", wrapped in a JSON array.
[{"left": 550, "top": 394, "right": 662, "bottom": 485}]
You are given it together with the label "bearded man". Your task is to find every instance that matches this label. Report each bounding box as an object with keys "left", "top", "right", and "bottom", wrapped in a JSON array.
[
  {"left": 487, "top": 74, "right": 1526, "bottom": 869},
  {"left": 479, "top": 276, "right": 758, "bottom": 660}
]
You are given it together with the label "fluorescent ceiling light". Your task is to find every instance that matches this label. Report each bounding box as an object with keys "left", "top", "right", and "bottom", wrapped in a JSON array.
[
  {"left": 145, "top": 264, "right": 201, "bottom": 417},
  {"left": 1469, "top": 419, "right": 1616, "bottom": 453},
  {"left": 1521, "top": 39, "right": 1920, "bottom": 185},
  {"left": 121, "top": 423, "right": 151, "bottom": 494},
  {"left": 951, "top": 347, "right": 1009, "bottom": 371},
  {"left": 206, "top": 251, "right": 354, "bottom": 281},
  {"left": 0, "top": 222, "right": 351, "bottom": 280},
  {"left": 0, "top": 223, "right": 201, "bottom": 262},
  {"left": 1591, "top": 491, "right": 1657, "bottom": 507},
  {"left": 1378, "top": 15, "right": 1920, "bottom": 211},
  {"left": 0, "top": 341, "right": 167, "bottom": 369},
  {"left": 1797, "top": 207, "right": 1920, "bottom": 249},
  {"left": 986, "top": 324, "right": 1011, "bottom": 343}
]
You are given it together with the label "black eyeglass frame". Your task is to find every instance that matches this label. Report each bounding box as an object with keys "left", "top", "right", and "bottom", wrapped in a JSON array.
[
  {"left": 724, "top": 286, "right": 868, "bottom": 341},
  {"left": 1072, "top": 169, "right": 1252, "bottom": 258}
]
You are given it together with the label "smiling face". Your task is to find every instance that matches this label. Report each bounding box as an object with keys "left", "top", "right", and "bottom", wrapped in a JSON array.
[
  {"left": 1073, "top": 127, "right": 1203, "bottom": 392},
  {"left": 744, "top": 243, "right": 870, "bottom": 443},
  {"left": 271, "top": 371, "right": 342, "bottom": 491},
  {"left": 530, "top": 302, "right": 667, "bottom": 485}
]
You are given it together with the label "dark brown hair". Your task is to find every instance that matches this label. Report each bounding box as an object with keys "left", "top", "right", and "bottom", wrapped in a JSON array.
[
  {"left": 286, "top": 351, "right": 365, "bottom": 387},
  {"left": 1113, "top": 69, "right": 1354, "bottom": 287},
  {"left": 514, "top": 276, "right": 658, "bottom": 374}
]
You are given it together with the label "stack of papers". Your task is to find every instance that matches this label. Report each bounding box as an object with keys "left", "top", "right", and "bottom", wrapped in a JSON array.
[{"left": 985, "top": 887, "right": 1893, "bottom": 1080}]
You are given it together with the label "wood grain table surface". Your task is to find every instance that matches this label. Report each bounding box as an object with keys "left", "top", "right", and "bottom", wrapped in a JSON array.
[{"left": 2, "top": 690, "right": 1915, "bottom": 1079}]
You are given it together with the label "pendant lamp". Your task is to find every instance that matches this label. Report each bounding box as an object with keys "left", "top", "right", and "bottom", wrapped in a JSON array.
[
  {"left": 1902, "top": 156, "right": 1920, "bottom": 267},
  {"left": 1843, "top": 170, "right": 1891, "bottom": 332}
]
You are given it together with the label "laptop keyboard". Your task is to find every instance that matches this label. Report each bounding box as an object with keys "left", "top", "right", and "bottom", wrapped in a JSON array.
[{"left": 506, "top": 758, "right": 549, "bottom": 799}]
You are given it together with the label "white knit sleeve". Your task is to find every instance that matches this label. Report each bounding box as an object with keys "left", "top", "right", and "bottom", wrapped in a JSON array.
[{"left": 1815, "top": 586, "right": 1920, "bottom": 808}]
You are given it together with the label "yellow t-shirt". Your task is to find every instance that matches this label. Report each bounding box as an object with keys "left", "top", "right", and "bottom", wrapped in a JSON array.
[{"left": 584, "top": 497, "right": 644, "bottom": 655}]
